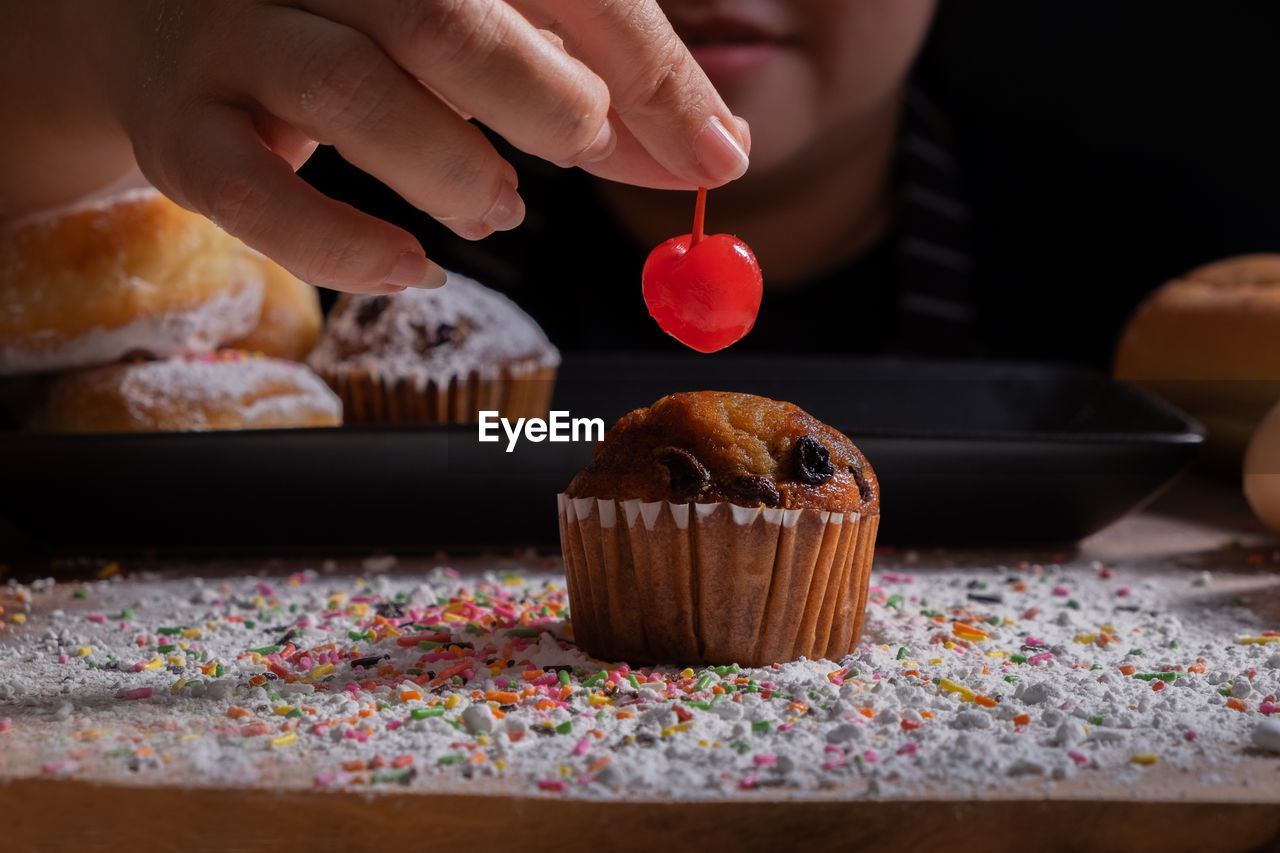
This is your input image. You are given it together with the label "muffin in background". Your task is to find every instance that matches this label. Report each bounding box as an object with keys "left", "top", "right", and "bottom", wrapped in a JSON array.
[
  {"left": 559, "top": 391, "right": 879, "bottom": 667},
  {"left": 307, "top": 271, "right": 559, "bottom": 424}
]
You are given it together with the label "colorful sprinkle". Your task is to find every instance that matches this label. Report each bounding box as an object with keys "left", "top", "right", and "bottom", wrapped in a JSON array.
[{"left": 2, "top": 556, "right": 1274, "bottom": 799}]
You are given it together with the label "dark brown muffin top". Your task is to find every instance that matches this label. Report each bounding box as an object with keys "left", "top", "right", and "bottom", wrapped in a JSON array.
[{"left": 565, "top": 391, "right": 878, "bottom": 514}]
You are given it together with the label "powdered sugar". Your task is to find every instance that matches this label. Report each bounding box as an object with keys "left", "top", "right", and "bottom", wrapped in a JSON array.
[
  {"left": 2, "top": 187, "right": 163, "bottom": 233},
  {"left": 1, "top": 548, "right": 1276, "bottom": 800},
  {"left": 104, "top": 354, "right": 340, "bottom": 429},
  {"left": 307, "top": 270, "right": 559, "bottom": 388},
  {"left": 0, "top": 278, "right": 263, "bottom": 376}
]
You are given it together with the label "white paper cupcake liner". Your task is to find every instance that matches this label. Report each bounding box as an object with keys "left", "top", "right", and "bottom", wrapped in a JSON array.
[{"left": 558, "top": 495, "right": 878, "bottom": 666}]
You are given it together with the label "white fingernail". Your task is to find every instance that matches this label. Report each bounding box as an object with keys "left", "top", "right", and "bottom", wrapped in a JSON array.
[
  {"left": 694, "top": 115, "right": 750, "bottom": 183},
  {"left": 579, "top": 119, "right": 617, "bottom": 164},
  {"left": 385, "top": 252, "right": 445, "bottom": 289},
  {"left": 482, "top": 181, "right": 525, "bottom": 232}
]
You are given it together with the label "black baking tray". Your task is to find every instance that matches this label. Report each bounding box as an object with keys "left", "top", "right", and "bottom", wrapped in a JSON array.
[{"left": 0, "top": 354, "right": 1203, "bottom": 549}]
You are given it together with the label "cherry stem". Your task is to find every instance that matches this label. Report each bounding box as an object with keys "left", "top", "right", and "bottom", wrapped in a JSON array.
[{"left": 690, "top": 186, "right": 707, "bottom": 247}]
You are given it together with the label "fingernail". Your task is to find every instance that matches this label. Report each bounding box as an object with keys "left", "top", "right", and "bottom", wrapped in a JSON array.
[
  {"left": 577, "top": 119, "right": 617, "bottom": 164},
  {"left": 482, "top": 181, "right": 525, "bottom": 232},
  {"left": 732, "top": 115, "right": 752, "bottom": 156},
  {"left": 384, "top": 251, "right": 446, "bottom": 289},
  {"left": 694, "top": 115, "right": 750, "bottom": 183},
  {"left": 553, "top": 120, "right": 616, "bottom": 168},
  {"left": 412, "top": 258, "right": 447, "bottom": 289},
  {"left": 438, "top": 218, "right": 489, "bottom": 241}
]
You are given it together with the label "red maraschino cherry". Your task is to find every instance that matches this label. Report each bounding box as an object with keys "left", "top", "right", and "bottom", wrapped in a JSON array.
[{"left": 642, "top": 187, "right": 762, "bottom": 353}]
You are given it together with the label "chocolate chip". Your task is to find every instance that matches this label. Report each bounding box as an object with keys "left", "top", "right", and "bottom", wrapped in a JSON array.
[
  {"left": 655, "top": 446, "right": 710, "bottom": 499},
  {"left": 355, "top": 295, "right": 390, "bottom": 327},
  {"left": 848, "top": 462, "right": 870, "bottom": 502},
  {"left": 411, "top": 320, "right": 469, "bottom": 355},
  {"left": 728, "top": 475, "right": 781, "bottom": 507},
  {"left": 793, "top": 435, "right": 835, "bottom": 485}
]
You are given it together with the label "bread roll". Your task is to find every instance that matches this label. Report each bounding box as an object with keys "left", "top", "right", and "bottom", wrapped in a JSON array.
[
  {"left": 1244, "top": 400, "right": 1280, "bottom": 534},
  {"left": 1113, "top": 254, "right": 1280, "bottom": 467}
]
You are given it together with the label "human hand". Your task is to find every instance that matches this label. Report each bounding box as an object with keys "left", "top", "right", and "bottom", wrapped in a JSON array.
[{"left": 76, "top": 0, "right": 749, "bottom": 293}]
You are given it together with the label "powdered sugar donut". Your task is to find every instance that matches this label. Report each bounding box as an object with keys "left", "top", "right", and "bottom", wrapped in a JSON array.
[
  {"left": 227, "top": 254, "right": 323, "bottom": 361},
  {"left": 0, "top": 188, "right": 265, "bottom": 376},
  {"left": 30, "top": 351, "right": 342, "bottom": 433}
]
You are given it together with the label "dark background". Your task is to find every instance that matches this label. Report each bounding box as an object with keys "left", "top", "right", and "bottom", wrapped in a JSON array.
[
  {"left": 300, "top": 2, "right": 1280, "bottom": 370},
  {"left": 918, "top": 1, "right": 1280, "bottom": 365}
]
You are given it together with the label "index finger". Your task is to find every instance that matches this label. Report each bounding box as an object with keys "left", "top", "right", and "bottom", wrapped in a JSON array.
[{"left": 514, "top": 0, "right": 750, "bottom": 188}]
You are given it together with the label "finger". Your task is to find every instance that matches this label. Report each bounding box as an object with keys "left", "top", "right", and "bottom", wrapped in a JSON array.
[
  {"left": 299, "top": 0, "right": 616, "bottom": 169},
  {"left": 573, "top": 108, "right": 686, "bottom": 189},
  {"left": 568, "top": 109, "right": 754, "bottom": 190},
  {"left": 514, "top": 0, "right": 750, "bottom": 187},
  {"left": 236, "top": 6, "right": 524, "bottom": 240},
  {"left": 143, "top": 103, "right": 445, "bottom": 293}
]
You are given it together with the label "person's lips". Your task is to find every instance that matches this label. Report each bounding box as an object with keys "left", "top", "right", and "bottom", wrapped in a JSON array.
[{"left": 671, "top": 16, "right": 791, "bottom": 81}]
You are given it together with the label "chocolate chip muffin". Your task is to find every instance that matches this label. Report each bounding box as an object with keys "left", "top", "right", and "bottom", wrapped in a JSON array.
[
  {"left": 559, "top": 391, "right": 880, "bottom": 667},
  {"left": 565, "top": 391, "right": 876, "bottom": 512},
  {"left": 307, "top": 270, "right": 558, "bottom": 423}
]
